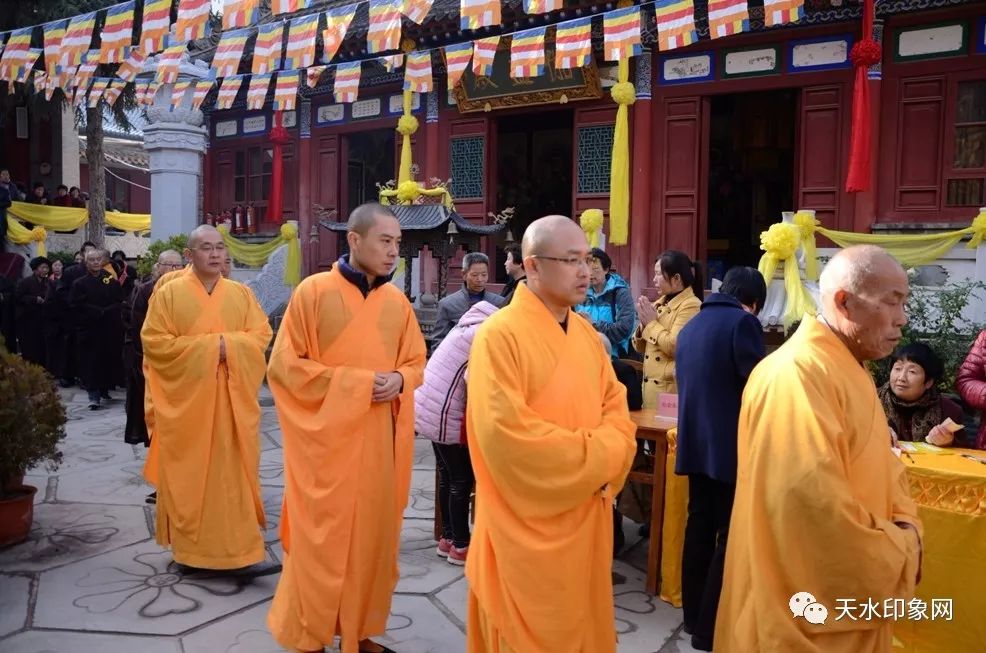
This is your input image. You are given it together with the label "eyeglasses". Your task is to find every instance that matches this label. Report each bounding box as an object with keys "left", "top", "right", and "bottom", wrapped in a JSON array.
[
  {"left": 193, "top": 244, "right": 227, "bottom": 253},
  {"left": 532, "top": 255, "right": 594, "bottom": 269},
  {"left": 159, "top": 262, "right": 183, "bottom": 269}
]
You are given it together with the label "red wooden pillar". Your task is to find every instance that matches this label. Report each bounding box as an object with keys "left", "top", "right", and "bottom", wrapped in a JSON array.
[
  {"left": 853, "top": 19, "right": 884, "bottom": 233},
  {"left": 630, "top": 51, "right": 654, "bottom": 293},
  {"left": 298, "top": 98, "right": 314, "bottom": 275}
]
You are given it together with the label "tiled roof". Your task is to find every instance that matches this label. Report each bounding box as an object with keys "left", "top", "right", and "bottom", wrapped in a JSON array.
[
  {"left": 320, "top": 204, "right": 505, "bottom": 235},
  {"left": 78, "top": 106, "right": 148, "bottom": 141}
]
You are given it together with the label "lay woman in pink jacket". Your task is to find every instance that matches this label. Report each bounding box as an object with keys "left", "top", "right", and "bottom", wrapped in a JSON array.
[{"left": 414, "top": 300, "right": 500, "bottom": 565}]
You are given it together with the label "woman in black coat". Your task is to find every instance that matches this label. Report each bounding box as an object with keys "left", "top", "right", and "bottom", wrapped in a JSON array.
[
  {"left": 70, "top": 250, "right": 123, "bottom": 409},
  {"left": 15, "top": 256, "right": 50, "bottom": 366}
]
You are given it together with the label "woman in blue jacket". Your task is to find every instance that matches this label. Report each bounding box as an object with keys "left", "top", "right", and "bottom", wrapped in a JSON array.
[{"left": 575, "top": 248, "right": 636, "bottom": 358}]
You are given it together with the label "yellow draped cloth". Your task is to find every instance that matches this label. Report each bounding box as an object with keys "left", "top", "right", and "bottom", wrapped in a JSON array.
[
  {"left": 894, "top": 449, "right": 986, "bottom": 652},
  {"left": 660, "top": 428, "right": 686, "bottom": 608},
  {"left": 141, "top": 273, "right": 272, "bottom": 569},
  {"left": 7, "top": 200, "right": 151, "bottom": 232}
]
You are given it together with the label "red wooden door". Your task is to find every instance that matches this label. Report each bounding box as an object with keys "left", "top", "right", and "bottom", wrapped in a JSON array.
[
  {"left": 798, "top": 85, "right": 851, "bottom": 231},
  {"left": 571, "top": 106, "right": 620, "bottom": 266},
  {"left": 445, "top": 117, "right": 493, "bottom": 222},
  {"left": 314, "top": 134, "right": 342, "bottom": 271},
  {"left": 655, "top": 96, "right": 708, "bottom": 263},
  {"left": 213, "top": 148, "right": 235, "bottom": 215}
]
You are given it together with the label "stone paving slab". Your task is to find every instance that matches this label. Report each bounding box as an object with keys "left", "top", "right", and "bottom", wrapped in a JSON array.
[{"left": 0, "top": 388, "right": 687, "bottom": 652}]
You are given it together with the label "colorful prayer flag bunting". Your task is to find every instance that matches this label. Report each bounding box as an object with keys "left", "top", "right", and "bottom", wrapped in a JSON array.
[
  {"left": 190, "top": 79, "right": 214, "bottom": 110},
  {"left": 217, "top": 75, "right": 243, "bottom": 109},
  {"left": 653, "top": 0, "right": 698, "bottom": 51},
  {"left": 104, "top": 79, "right": 127, "bottom": 106},
  {"left": 443, "top": 42, "right": 472, "bottom": 89},
  {"left": 135, "top": 79, "right": 154, "bottom": 105},
  {"left": 116, "top": 45, "right": 148, "bottom": 82},
  {"left": 762, "top": 0, "right": 805, "bottom": 27},
  {"left": 472, "top": 35, "right": 499, "bottom": 76},
  {"left": 16, "top": 49, "right": 42, "bottom": 83},
  {"left": 42, "top": 20, "right": 68, "bottom": 80},
  {"left": 174, "top": 0, "right": 211, "bottom": 43},
  {"left": 246, "top": 73, "right": 272, "bottom": 110},
  {"left": 274, "top": 70, "right": 300, "bottom": 111},
  {"left": 171, "top": 80, "right": 191, "bottom": 108},
  {"left": 0, "top": 27, "right": 32, "bottom": 81},
  {"left": 403, "top": 0, "right": 434, "bottom": 24},
  {"left": 706, "top": 0, "right": 750, "bottom": 39},
  {"left": 73, "top": 84, "right": 87, "bottom": 107},
  {"left": 602, "top": 6, "right": 642, "bottom": 61},
  {"left": 60, "top": 12, "right": 97, "bottom": 69},
  {"left": 87, "top": 77, "right": 110, "bottom": 107},
  {"left": 285, "top": 14, "right": 320, "bottom": 70},
  {"left": 380, "top": 53, "right": 403, "bottom": 72},
  {"left": 305, "top": 65, "right": 326, "bottom": 88},
  {"left": 140, "top": 0, "right": 172, "bottom": 54},
  {"left": 333, "top": 61, "right": 361, "bottom": 103},
  {"left": 155, "top": 43, "right": 186, "bottom": 84},
  {"left": 523, "top": 0, "right": 562, "bottom": 14},
  {"left": 367, "top": 0, "right": 402, "bottom": 54},
  {"left": 99, "top": 1, "right": 135, "bottom": 63},
  {"left": 460, "top": 0, "right": 500, "bottom": 30},
  {"left": 271, "top": 0, "right": 311, "bottom": 16},
  {"left": 73, "top": 51, "right": 98, "bottom": 90},
  {"left": 554, "top": 17, "right": 592, "bottom": 69},
  {"left": 252, "top": 22, "right": 284, "bottom": 75},
  {"left": 323, "top": 5, "right": 357, "bottom": 63},
  {"left": 510, "top": 27, "right": 545, "bottom": 78},
  {"left": 222, "top": 0, "right": 260, "bottom": 31},
  {"left": 212, "top": 28, "right": 252, "bottom": 78},
  {"left": 404, "top": 51, "right": 433, "bottom": 92}
]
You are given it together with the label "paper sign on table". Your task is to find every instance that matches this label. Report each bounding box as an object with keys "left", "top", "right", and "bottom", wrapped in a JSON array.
[
  {"left": 898, "top": 442, "right": 918, "bottom": 453},
  {"left": 658, "top": 393, "right": 678, "bottom": 419}
]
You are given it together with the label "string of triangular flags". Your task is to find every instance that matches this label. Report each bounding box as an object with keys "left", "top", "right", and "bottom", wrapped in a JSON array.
[{"left": 0, "top": 0, "right": 805, "bottom": 110}]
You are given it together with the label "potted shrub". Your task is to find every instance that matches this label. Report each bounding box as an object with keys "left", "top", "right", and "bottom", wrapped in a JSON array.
[{"left": 0, "top": 345, "right": 66, "bottom": 546}]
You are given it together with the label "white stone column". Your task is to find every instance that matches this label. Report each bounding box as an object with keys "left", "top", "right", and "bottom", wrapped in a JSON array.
[
  {"left": 59, "top": 104, "right": 81, "bottom": 188},
  {"left": 142, "top": 57, "right": 211, "bottom": 241}
]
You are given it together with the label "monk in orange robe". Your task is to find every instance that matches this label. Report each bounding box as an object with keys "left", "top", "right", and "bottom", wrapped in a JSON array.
[
  {"left": 266, "top": 203, "right": 426, "bottom": 653},
  {"left": 715, "top": 246, "right": 923, "bottom": 652},
  {"left": 141, "top": 225, "right": 274, "bottom": 572},
  {"left": 465, "top": 215, "right": 637, "bottom": 653}
]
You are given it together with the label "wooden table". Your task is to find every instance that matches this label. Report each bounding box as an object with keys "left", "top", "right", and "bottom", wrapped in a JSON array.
[{"left": 628, "top": 409, "right": 676, "bottom": 595}]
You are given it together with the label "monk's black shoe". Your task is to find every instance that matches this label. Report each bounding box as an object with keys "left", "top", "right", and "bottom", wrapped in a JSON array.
[
  {"left": 226, "top": 561, "right": 282, "bottom": 578},
  {"left": 145, "top": 491, "right": 156, "bottom": 504}
]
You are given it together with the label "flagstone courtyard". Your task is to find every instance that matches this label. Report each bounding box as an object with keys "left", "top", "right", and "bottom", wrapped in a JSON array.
[{"left": 0, "top": 387, "right": 695, "bottom": 653}]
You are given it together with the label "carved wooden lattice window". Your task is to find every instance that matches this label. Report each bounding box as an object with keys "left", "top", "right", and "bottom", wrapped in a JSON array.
[
  {"left": 449, "top": 137, "right": 484, "bottom": 199},
  {"left": 234, "top": 147, "right": 274, "bottom": 219},
  {"left": 946, "top": 80, "right": 986, "bottom": 206},
  {"left": 577, "top": 124, "right": 614, "bottom": 194}
]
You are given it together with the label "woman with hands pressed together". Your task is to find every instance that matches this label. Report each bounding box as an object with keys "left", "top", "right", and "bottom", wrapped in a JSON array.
[{"left": 632, "top": 250, "right": 704, "bottom": 408}]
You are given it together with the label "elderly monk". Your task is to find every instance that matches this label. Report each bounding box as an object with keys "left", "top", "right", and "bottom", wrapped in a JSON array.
[
  {"left": 465, "top": 215, "right": 637, "bottom": 653},
  {"left": 267, "top": 202, "right": 426, "bottom": 653},
  {"left": 141, "top": 225, "right": 274, "bottom": 573},
  {"left": 715, "top": 245, "right": 923, "bottom": 652}
]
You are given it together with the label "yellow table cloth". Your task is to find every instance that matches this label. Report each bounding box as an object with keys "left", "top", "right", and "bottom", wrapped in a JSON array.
[
  {"left": 661, "top": 427, "right": 686, "bottom": 608},
  {"left": 895, "top": 448, "right": 986, "bottom": 652}
]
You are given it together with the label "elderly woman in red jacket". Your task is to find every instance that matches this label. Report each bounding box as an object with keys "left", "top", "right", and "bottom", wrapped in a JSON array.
[{"left": 957, "top": 332, "right": 986, "bottom": 449}]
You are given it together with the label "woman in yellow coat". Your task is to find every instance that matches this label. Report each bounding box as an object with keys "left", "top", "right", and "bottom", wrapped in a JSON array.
[
  {"left": 627, "top": 250, "right": 703, "bottom": 608},
  {"left": 632, "top": 250, "right": 703, "bottom": 408}
]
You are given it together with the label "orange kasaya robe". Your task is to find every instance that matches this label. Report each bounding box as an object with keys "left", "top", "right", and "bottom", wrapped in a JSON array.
[
  {"left": 464, "top": 283, "right": 637, "bottom": 653},
  {"left": 141, "top": 273, "right": 273, "bottom": 569},
  {"left": 715, "top": 317, "right": 923, "bottom": 652},
  {"left": 265, "top": 266, "right": 426, "bottom": 653},
  {"left": 143, "top": 266, "right": 192, "bottom": 487}
]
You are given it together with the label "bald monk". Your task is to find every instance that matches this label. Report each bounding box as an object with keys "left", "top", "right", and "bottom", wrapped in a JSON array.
[
  {"left": 141, "top": 225, "right": 275, "bottom": 573},
  {"left": 267, "top": 202, "right": 426, "bottom": 653},
  {"left": 465, "top": 215, "right": 637, "bottom": 652},
  {"left": 716, "top": 245, "right": 922, "bottom": 652}
]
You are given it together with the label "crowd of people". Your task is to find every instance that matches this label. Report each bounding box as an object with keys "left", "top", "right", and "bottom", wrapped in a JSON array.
[{"left": 6, "top": 202, "right": 986, "bottom": 653}]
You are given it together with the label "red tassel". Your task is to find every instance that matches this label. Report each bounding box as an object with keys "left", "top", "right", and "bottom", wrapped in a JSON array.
[
  {"left": 845, "top": 0, "right": 879, "bottom": 193},
  {"left": 267, "top": 110, "right": 292, "bottom": 224}
]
